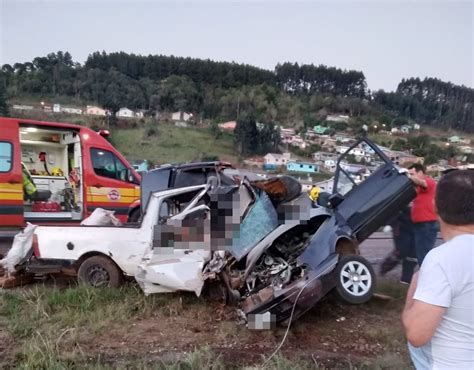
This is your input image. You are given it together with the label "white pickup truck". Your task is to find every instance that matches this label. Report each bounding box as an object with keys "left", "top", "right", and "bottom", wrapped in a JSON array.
[{"left": 27, "top": 184, "right": 213, "bottom": 295}]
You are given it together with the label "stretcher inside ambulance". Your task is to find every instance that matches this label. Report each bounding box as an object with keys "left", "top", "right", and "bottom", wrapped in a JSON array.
[{"left": 0, "top": 118, "right": 140, "bottom": 238}]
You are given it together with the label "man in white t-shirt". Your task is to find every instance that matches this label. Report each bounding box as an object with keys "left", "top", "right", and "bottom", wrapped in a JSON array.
[{"left": 402, "top": 169, "right": 474, "bottom": 369}]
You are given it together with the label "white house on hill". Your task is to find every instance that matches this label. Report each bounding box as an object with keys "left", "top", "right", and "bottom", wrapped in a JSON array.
[
  {"left": 86, "top": 105, "right": 107, "bottom": 116},
  {"left": 264, "top": 153, "right": 291, "bottom": 166},
  {"left": 117, "top": 107, "right": 134, "bottom": 118},
  {"left": 172, "top": 111, "right": 193, "bottom": 122}
]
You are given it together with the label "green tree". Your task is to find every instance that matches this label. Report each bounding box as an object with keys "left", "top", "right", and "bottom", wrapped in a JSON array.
[{"left": 234, "top": 114, "right": 258, "bottom": 156}]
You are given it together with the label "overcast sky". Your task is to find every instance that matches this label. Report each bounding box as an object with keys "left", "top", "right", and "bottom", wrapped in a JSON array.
[{"left": 0, "top": 0, "right": 472, "bottom": 91}]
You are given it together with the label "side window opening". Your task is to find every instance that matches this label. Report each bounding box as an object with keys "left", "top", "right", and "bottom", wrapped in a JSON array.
[
  {"left": 0, "top": 142, "right": 13, "bottom": 172},
  {"left": 90, "top": 148, "right": 129, "bottom": 182},
  {"left": 335, "top": 140, "right": 389, "bottom": 195},
  {"left": 174, "top": 169, "right": 207, "bottom": 188}
]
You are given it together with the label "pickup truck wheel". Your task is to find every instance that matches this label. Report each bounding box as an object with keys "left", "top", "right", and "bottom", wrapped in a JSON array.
[
  {"left": 335, "top": 255, "right": 375, "bottom": 304},
  {"left": 77, "top": 256, "right": 123, "bottom": 288}
]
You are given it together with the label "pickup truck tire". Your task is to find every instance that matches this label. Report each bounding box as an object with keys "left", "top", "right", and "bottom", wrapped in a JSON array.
[
  {"left": 335, "top": 255, "right": 375, "bottom": 304},
  {"left": 77, "top": 256, "right": 123, "bottom": 288}
]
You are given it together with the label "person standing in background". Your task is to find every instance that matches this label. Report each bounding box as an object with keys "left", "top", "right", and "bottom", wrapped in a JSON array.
[
  {"left": 380, "top": 207, "right": 417, "bottom": 284},
  {"left": 407, "top": 163, "right": 438, "bottom": 265}
]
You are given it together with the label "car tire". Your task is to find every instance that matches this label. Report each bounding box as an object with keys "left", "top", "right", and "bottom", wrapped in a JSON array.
[
  {"left": 128, "top": 208, "right": 141, "bottom": 223},
  {"left": 335, "top": 255, "right": 375, "bottom": 304},
  {"left": 77, "top": 255, "right": 123, "bottom": 288}
]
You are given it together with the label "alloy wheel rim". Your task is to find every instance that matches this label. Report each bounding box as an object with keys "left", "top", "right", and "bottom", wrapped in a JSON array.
[{"left": 340, "top": 261, "right": 372, "bottom": 296}]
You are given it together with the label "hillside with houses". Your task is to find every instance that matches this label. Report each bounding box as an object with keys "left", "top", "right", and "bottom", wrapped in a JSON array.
[
  {"left": 1, "top": 51, "right": 473, "bottom": 183},
  {"left": 6, "top": 94, "right": 474, "bottom": 186}
]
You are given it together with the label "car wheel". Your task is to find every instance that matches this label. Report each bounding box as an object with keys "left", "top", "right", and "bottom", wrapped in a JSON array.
[
  {"left": 77, "top": 256, "right": 123, "bottom": 288},
  {"left": 128, "top": 208, "right": 141, "bottom": 223},
  {"left": 335, "top": 255, "right": 375, "bottom": 304}
]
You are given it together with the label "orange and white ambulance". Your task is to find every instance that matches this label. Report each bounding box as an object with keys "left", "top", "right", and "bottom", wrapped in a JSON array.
[{"left": 0, "top": 117, "right": 140, "bottom": 239}]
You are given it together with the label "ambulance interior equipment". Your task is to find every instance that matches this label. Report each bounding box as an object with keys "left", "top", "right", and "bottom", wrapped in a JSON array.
[{"left": 20, "top": 126, "right": 83, "bottom": 221}]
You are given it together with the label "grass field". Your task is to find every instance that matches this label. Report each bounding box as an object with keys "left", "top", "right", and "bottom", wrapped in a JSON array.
[
  {"left": 0, "top": 278, "right": 412, "bottom": 369},
  {"left": 110, "top": 123, "right": 239, "bottom": 165}
]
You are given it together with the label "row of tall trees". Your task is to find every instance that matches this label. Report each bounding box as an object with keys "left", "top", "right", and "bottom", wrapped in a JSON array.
[
  {"left": 1, "top": 51, "right": 472, "bottom": 132},
  {"left": 373, "top": 78, "right": 474, "bottom": 132},
  {"left": 275, "top": 62, "right": 367, "bottom": 98}
]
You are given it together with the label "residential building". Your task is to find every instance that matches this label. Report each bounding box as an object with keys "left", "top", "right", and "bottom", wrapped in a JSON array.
[
  {"left": 448, "top": 136, "right": 461, "bottom": 144},
  {"left": 12, "top": 104, "right": 33, "bottom": 111},
  {"left": 321, "top": 138, "right": 337, "bottom": 151},
  {"left": 86, "top": 105, "right": 107, "bottom": 116},
  {"left": 316, "top": 178, "right": 334, "bottom": 193},
  {"left": 335, "top": 134, "right": 354, "bottom": 144},
  {"left": 218, "top": 121, "right": 237, "bottom": 132},
  {"left": 172, "top": 111, "right": 193, "bottom": 122},
  {"left": 304, "top": 129, "right": 317, "bottom": 140},
  {"left": 117, "top": 107, "right": 134, "bottom": 118},
  {"left": 326, "top": 114, "right": 349, "bottom": 123},
  {"left": 285, "top": 135, "right": 307, "bottom": 149},
  {"left": 53, "top": 104, "right": 61, "bottom": 113},
  {"left": 313, "top": 125, "right": 330, "bottom": 135},
  {"left": 413, "top": 123, "right": 421, "bottom": 130},
  {"left": 382, "top": 148, "right": 423, "bottom": 166},
  {"left": 350, "top": 148, "right": 365, "bottom": 157},
  {"left": 335, "top": 145, "right": 350, "bottom": 154},
  {"left": 264, "top": 152, "right": 291, "bottom": 166},
  {"left": 61, "top": 107, "right": 82, "bottom": 115},
  {"left": 391, "top": 127, "right": 399, "bottom": 134},
  {"left": 280, "top": 127, "right": 296, "bottom": 137},
  {"left": 313, "top": 151, "right": 339, "bottom": 163},
  {"left": 400, "top": 125, "right": 412, "bottom": 134},
  {"left": 286, "top": 161, "right": 318, "bottom": 174},
  {"left": 135, "top": 110, "right": 145, "bottom": 118},
  {"left": 323, "top": 159, "right": 337, "bottom": 172}
]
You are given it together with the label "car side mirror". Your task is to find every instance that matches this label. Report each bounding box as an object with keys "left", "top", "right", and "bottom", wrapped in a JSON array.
[{"left": 327, "top": 193, "right": 344, "bottom": 208}]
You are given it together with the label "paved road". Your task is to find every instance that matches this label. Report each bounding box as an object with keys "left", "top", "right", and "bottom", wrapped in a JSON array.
[{"left": 360, "top": 232, "right": 443, "bottom": 280}]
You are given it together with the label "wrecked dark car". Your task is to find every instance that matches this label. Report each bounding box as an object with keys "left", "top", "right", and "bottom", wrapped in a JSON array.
[{"left": 136, "top": 138, "right": 416, "bottom": 326}]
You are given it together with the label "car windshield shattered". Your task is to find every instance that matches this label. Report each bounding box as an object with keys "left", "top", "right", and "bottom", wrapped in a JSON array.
[{"left": 135, "top": 138, "right": 417, "bottom": 327}]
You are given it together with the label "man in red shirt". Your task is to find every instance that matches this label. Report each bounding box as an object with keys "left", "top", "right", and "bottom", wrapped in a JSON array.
[{"left": 407, "top": 163, "right": 438, "bottom": 265}]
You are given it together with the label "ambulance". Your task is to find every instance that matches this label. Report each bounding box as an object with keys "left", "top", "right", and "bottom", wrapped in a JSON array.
[{"left": 0, "top": 117, "right": 141, "bottom": 239}]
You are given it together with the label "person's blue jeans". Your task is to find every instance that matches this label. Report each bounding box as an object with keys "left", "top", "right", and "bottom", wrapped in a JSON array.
[
  {"left": 408, "top": 342, "right": 432, "bottom": 369},
  {"left": 413, "top": 221, "right": 438, "bottom": 265}
]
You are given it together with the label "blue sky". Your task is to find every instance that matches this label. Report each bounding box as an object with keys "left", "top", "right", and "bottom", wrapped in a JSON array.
[{"left": 0, "top": 0, "right": 472, "bottom": 91}]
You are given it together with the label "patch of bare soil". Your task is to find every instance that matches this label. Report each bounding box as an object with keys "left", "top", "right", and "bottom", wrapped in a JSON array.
[{"left": 83, "top": 293, "right": 409, "bottom": 368}]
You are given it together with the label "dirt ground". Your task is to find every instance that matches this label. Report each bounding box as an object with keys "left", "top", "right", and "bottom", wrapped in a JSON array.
[
  {"left": 81, "top": 289, "right": 409, "bottom": 368},
  {"left": 0, "top": 235, "right": 414, "bottom": 369}
]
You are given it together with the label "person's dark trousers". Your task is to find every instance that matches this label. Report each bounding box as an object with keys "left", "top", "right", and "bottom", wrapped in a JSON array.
[
  {"left": 395, "top": 222, "right": 417, "bottom": 283},
  {"left": 413, "top": 221, "right": 438, "bottom": 265},
  {"left": 401, "top": 256, "right": 417, "bottom": 283}
]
